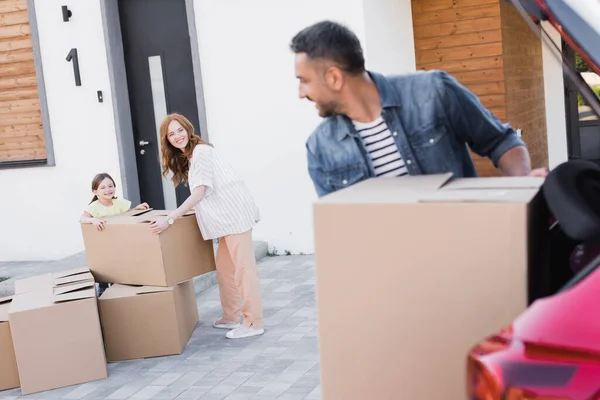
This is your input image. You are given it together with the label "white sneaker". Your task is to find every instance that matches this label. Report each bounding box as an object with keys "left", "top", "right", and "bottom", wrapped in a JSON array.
[
  {"left": 225, "top": 326, "right": 265, "bottom": 339},
  {"left": 213, "top": 318, "right": 241, "bottom": 329}
]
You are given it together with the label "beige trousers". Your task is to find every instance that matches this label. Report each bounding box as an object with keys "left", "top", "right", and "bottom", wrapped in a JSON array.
[{"left": 216, "top": 229, "right": 264, "bottom": 329}]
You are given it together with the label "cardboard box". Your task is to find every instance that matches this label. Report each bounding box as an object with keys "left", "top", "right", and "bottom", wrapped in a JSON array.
[
  {"left": 9, "top": 268, "right": 107, "bottom": 395},
  {"left": 81, "top": 209, "right": 216, "bottom": 286},
  {"left": 0, "top": 296, "right": 19, "bottom": 391},
  {"left": 312, "top": 174, "right": 548, "bottom": 400},
  {"left": 98, "top": 280, "right": 199, "bottom": 362}
]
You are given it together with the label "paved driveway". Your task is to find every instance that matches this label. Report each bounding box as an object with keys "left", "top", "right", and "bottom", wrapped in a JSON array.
[{"left": 0, "top": 255, "right": 321, "bottom": 400}]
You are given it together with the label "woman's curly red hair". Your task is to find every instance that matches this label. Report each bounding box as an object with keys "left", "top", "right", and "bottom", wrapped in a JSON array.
[{"left": 159, "top": 113, "right": 211, "bottom": 187}]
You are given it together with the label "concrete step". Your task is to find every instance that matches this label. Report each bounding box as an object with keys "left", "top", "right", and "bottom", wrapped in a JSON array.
[{"left": 0, "top": 241, "right": 269, "bottom": 297}]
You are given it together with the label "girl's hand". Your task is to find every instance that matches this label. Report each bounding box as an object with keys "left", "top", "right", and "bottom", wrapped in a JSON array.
[
  {"left": 92, "top": 218, "right": 106, "bottom": 231},
  {"left": 149, "top": 217, "right": 169, "bottom": 234},
  {"left": 134, "top": 202, "right": 150, "bottom": 210}
]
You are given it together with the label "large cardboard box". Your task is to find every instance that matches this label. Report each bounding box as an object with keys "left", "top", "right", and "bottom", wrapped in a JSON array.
[
  {"left": 98, "top": 280, "right": 199, "bottom": 362},
  {"left": 0, "top": 296, "right": 19, "bottom": 391},
  {"left": 312, "top": 174, "right": 548, "bottom": 400},
  {"left": 9, "top": 268, "right": 107, "bottom": 395},
  {"left": 81, "top": 209, "right": 216, "bottom": 286}
]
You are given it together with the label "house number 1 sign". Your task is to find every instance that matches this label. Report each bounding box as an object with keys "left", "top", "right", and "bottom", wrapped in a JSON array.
[{"left": 65, "top": 48, "right": 81, "bottom": 86}]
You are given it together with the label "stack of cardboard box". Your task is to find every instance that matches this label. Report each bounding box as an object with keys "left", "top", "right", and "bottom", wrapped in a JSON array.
[
  {"left": 83, "top": 208, "right": 216, "bottom": 363},
  {"left": 1, "top": 208, "right": 216, "bottom": 395}
]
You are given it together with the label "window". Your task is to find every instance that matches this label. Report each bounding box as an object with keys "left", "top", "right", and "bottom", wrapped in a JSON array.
[{"left": 0, "top": 0, "right": 53, "bottom": 168}]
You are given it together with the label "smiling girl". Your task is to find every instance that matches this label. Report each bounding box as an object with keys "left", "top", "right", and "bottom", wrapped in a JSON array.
[
  {"left": 148, "top": 113, "right": 264, "bottom": 339},
  {"left": 80, "top": 173, "right": 149, "bottom": 231},
  {"left": 80, "top": 172, "right": 149, "bottom": 296}
]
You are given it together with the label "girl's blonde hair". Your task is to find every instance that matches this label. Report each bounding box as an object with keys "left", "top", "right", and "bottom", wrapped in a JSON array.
[{"left": 159, "top": 113, "right": 211, "bottom": 187}]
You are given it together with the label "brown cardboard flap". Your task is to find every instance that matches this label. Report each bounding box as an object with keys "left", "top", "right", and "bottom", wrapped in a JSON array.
[
  {"left": 100, "top": 284, "right": 173, "bottom": 300},
  {"left": 14, "top": 274, "right": 52, "bottom": 295},
  {"left": 419, "top": 188, "right": 540, "bottom": 203},
  {"left": 0, "top": 296, "right": 13, "bottom": 322},
  {"left": 317, "top": 173, "right": 454, "bottom": 204},
  {"left": 53, "top": 267, "right": 92, "bottom": 280},
  {"left": 54, "top": 281, "right": 95, "bottom": 296},
  {"left": 439, "top": 177, "right": 544, "bottom": 191},
  {"left": 53, "top": 287, "right": 96, "bottom": 303},
  {"left": 54, "top": 271, "right": 95, "bottom": 287},
  {"left": 135, "top": 287, "right": 173, "bottom": 295}
]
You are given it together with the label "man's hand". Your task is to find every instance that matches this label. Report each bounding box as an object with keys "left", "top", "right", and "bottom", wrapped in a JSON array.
[{"left": 528, "top": 168, "right": 548, "bottom": 178}]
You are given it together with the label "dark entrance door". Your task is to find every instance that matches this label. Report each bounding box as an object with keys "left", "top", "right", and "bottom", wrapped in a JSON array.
[{"left": 118, "top": 0, "right": 200, "bottom": 209}]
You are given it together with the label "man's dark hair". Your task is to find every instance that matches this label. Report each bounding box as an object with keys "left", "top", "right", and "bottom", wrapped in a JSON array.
[{"left": 290, "top": 20, "right": 365, "bottom": 75}]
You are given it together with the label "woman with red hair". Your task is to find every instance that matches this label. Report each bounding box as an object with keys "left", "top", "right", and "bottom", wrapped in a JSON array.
[{"left": 149, "top": 113, "right": 264, "bottom": 339}]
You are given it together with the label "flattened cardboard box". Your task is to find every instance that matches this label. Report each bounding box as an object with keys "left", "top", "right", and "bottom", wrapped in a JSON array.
[
  {"left": 9, "top": 268, "right": 107, "bottom": 395},
  {"left": 0, "top": 296, "right": 19, "bottom": 391},
  {"left": 99, "top": 280, "right": 199, "bottom": 362},
  {"left": 313, "top": 174, "right": 548, "bottom": 400},
  {"left": 81, "top": 209, "right": 216, "bottom": 286}
]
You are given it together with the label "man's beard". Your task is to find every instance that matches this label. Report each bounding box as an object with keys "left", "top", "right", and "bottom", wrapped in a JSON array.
[{"left": 317, "top": 101, "right": 338, "bottom": 118}]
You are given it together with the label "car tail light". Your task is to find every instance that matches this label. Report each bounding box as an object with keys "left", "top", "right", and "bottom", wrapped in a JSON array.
[
  {"left": 503, "top": 387, "right": 570, "bottom": 400},
  {"left": 467, "top": 357, "right": 503, "bottom": 400}
]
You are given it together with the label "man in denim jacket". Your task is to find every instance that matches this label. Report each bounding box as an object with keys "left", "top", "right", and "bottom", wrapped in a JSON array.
[{"left": 290, "top": 21, "right": 547, "bottom": 198}]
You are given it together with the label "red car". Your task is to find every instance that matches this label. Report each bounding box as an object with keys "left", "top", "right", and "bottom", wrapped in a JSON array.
[{"left": 467, "top": 1, "right": 600, "bottom": 399}]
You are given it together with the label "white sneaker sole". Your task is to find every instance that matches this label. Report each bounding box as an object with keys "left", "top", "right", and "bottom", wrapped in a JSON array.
[
  {"left": 213, "top": 322, "right": 241, "bottom": 329},
  {"left": 226, "top": 328, "right": 265, "bottom": 339}
]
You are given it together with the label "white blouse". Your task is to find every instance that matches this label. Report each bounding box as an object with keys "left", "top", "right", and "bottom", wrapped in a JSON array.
[{"left": 188, "top": 144, "right": 260, "bottom": 240}]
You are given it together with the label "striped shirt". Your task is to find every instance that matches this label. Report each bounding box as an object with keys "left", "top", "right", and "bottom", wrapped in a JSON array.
[
  {"left": 188, "top": 144, "right": 259, "bottom": 240},
  {"left": 352, "top": 117, "right": 408, "bottom": 178}
]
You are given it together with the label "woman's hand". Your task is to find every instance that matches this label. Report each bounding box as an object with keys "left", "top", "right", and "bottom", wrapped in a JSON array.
[
  {"left": 149, "top": 217, "right": 169, "bottom": 234},
  {"left": 92, "top": 218, "right": 106, "bottom": 231},
  {"left": 134, "top": 202, "right": 150, "bottom": 210}
]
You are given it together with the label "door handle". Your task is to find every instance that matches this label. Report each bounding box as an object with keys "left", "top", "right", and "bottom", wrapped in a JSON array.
[{"left": 139, "top": 140, "right": 150, "bottom": 147}]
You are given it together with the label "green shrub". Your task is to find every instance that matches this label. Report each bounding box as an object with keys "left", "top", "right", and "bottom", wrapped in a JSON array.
[{"left": 578, "top": 85, "right": 600, "bottom": 106}]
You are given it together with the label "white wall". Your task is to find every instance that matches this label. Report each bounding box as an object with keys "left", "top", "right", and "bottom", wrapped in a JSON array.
[
  {"left": 362, "top": 0, "right": 416, "bottom": 75},
  {"left": 0, "top": 0, "right": 121, "bottom": 261},
  {"left": 541, "top": 21, "right": 569, "bottom": 169},
  {"left": 2, "top": 0, "right": 418, "bottom": 260},
  {"left": 192, "top": 0, "right": 416, "bottom": 255}
]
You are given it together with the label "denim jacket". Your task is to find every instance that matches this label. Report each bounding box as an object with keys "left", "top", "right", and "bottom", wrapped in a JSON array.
[{"left": 305, "top": 70, "right": 526, "bottom": 197}]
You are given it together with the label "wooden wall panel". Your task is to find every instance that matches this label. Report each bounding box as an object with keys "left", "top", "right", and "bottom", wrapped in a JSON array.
[
  {"left": 412, "top": 0, "right": 505, "bottom": 176},
  {"left": 411, "top": 0, "right": 549, "bottom": 176},
  {"left": 500, "top": 1, "right": 548, "bottom": 170},
  {"left": 0, "top": 0, "right": 45, "bottom": 163}
]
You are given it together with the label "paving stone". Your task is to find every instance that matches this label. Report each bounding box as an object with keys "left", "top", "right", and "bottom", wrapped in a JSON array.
[{"left": 0, "top": 256, "right": 321, "bottom": 400}]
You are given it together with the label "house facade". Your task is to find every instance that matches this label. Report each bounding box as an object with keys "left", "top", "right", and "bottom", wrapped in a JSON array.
[{"left": 0, "top": 0, "right": 571, "bottom": 261}]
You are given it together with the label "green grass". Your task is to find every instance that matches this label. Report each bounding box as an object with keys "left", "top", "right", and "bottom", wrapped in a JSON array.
[{"left": 0, "top": 277, "right": 9, "bottom": 283}]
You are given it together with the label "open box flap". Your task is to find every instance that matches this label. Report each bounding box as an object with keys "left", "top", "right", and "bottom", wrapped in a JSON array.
[
  {"left": 53, "top": 267, "right": 92, "bottom": 280},
  {"left": 0, "top": 296, "right": 13, "bottom": 322},
  {"left": 54, "top": 271, "right": 95, "bottom": 287},
  {"left": 136, "top": 210, "right": 196, "bottom": 224},
  {"left": 14, "top": 273, "right": 52, "bottom": 295},
  {"left": 53, "top": 286, "right": 96, "bottom": 303},
  {"left": 98, "top": 208, "right": 155, "bottom": 224},
  {"left": 439, "top": 176, "right": 545, "bottom": 191},
  {"left": 98, "top": 208, "right": 194, "bottom": 225},
  {"left": 54, "top": 281, "right": 95, "bottom": 296},
  {"left": 419, "top": 188, "right": 540, "bottom": 203},
  {"left": 317, "top": 173, "right": 454, "bottom": 204},
  {"left": 100, "top": 283, "right": 173, "bottom": 300}
]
